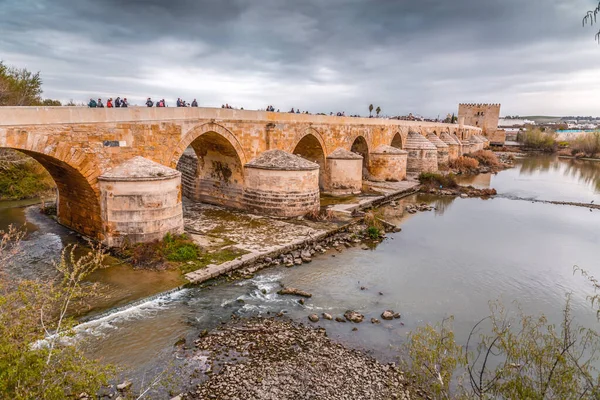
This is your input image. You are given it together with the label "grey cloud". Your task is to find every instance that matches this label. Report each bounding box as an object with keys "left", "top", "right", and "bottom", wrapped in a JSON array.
[{"left": 1, "top": 0, "right": 599, "bottom": 116}]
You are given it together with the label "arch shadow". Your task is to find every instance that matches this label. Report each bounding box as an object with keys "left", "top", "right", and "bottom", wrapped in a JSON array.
[
  {"left": 292, "top": 132, "right": 326, "bottom": 189},
  {"left": 174, "top": 125, "right": 245, "bottom": 209},
  {"left": 0, "top": 147, "right": 102, "bottom": 239},
  {"left": 390, "top": 132, "right": 404, "bottom": 149}
]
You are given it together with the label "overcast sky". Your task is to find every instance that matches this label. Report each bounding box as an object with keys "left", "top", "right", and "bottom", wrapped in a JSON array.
[{"left": 1, "top": 0, "right": 599, "bottom": 117}]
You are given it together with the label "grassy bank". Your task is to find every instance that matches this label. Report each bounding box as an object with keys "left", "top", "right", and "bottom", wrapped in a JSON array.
[
  {"left": 0, "top": 150, "right": 55, "bottom": 200},
  {"left": 117, "top": 233, "right": 248, "bottom": 274}
]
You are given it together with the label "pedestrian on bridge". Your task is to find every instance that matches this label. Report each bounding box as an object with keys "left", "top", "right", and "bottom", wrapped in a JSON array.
[
  {"left": 191, "top": 99, "right": 198, "bottom": 107},
  {"left": 146, "top": 98, "right": 153, "bottom": 107},
  {"left": 88, "top": 98, "right": 97, "bottom": 108}
]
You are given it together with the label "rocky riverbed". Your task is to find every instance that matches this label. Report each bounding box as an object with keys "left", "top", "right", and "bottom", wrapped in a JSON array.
[{"left": 184, "top": 317, "right": 424, "bottom": 400}]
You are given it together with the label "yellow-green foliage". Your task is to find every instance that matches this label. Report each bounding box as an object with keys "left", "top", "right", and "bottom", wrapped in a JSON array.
[
  {"left": 401, "top": 317, "right": 466, "bottom": 399},
  {"left": 0, "top": 227, "right": 113, "bottom": 399},
  {"left": 519, "top": 128, "right": 557, "bottom": 152},
  {"left": 570, "top": 132, "right": 600, "bottom": 157},
  {"left": 0, "top": 150, "right": 55, "bottom": 200}
]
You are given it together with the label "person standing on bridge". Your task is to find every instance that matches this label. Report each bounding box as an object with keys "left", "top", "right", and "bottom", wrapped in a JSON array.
[
  {"left": 97, "top": 98, "right": 104, "bottom": 108},
  {"left": 88, "top": 98, "right": 97, "bottom": 108},
  {"left": 115, "top": 97, "right": 121, "bottom": 107},
  {"left": 122, "top": 98, "right": 129, "bottom": 107},
  {"left": 107, "top": 98, "right": 113, "bottom": 108},
  {"left": 146, "top": 98, "right": 153, "bottom": 107},
  {"left": 191, "top": 99, "right": 198, "bottom": 107}
]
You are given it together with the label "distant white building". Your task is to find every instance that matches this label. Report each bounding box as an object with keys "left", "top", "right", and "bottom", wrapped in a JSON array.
[{"left": 498, "top": 118, "right": 535, "bottom": 127}]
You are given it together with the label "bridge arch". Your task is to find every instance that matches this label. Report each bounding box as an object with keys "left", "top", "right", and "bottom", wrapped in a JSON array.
[
  {"left": 0, "top": 147, "right": 102, "bottom": 239},
  {"left": 291, "top": 129, "right": 326, "bottom": 189},
  {"left": 173, "top": 123, "right": 246, "bottom": 209},
  {"left": 391, "top": 132, "right": 404, "bottom": 149},
  {"left": 350, "top": 135, "right": 370, "bottom": 175}
]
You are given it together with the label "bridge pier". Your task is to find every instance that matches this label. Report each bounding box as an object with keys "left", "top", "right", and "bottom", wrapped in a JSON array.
[
  {"left": 99, "top": 157, "right": 184, "bottom": 247},
  {"left": 368, "top": 145, "right": 408, "bottom": 182},
  {"left": 405, "top": 131, "right": 439, "bottom": 173},
  {"left": 323, "top": 148, "right": 363, "bottom": 196},
  {"left": 243, "top": 150, "right": 320, "bottom": 217}
]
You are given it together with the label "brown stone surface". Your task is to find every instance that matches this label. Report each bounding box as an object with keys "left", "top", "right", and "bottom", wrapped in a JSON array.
[
  {"left": 404, "top": 131, "right": 438, "bottom": 173},
  {"left": 0, "top": 106, "right": 482, "bottom": 240},
  {"left": 326, "top": 147, "right": 363, "bottom": 160},
  {"left": 246, "top": 149, "right": 319, "bottom": 171},
  {"left": 439, "top": 132, "right": 460, "bottom": 160},
  {"left": 425, "top": 133, "right": 449, "bottom": 166},
  {"left": 99, "top": 156, "right": 180, "bottom": 180},
  {"left": 369, "top": 145, "right": 408, "bottom": 181}
]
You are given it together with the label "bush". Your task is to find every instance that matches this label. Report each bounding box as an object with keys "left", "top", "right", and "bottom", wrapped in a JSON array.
[
  {"left": 418, "top": 172, "right": 458, "bottom": 188},
  {"left": 570, "top": 132, "right": 600, "bottom": 157},
  {"left": 0, "top": 227, "right": 113, "bottom": 399},
  {"left": 124, "top": 233, "right": 201, "bottom": 268},
  {"left": 466, "top": 150, "right": 501, "bottom": 169},
  {"left": 518, "top": 128, "right": 557, "bottom": 152},
  {"left": 449, "top": 157, "right": 479, "bottom": 174},
  {"left": 366, "top": 226, "right": 381, "bottom": 239},
  {"left": 0, "top": 150, "right": 55, "bottom": 200}
]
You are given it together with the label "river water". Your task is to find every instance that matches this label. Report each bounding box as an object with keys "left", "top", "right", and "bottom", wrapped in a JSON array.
[{"left": 2, "top": 155, "right": 600, "bottom": 390}]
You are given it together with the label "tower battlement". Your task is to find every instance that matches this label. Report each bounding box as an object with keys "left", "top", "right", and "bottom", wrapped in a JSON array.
[{"left": 458, "top": 103, "right": 504, "bottom": 144}]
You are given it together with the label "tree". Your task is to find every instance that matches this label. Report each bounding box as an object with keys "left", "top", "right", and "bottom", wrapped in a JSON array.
[
  {"left": 0, "top": 61, "right": 43, "bottom": 106},
  {"left": 42, "top": 99, "right": 61, "bottom": 106},
  {"left": 583, "top": 2, "right": 600, "bottom": 42},
  {"left": 0, "top": 226, "right": 113, "bottom": 398},
  {"left": 376, "top": 106, "right": 381, "bottom": 117},
  {"left": 369, "top": 104, "right": 374, "bottom": 117}
]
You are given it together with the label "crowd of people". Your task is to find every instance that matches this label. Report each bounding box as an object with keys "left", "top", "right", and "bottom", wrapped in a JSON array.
[
  {"left": 87, "top": 97, "right": 129, "bottom": 108},
  {"left": 86, "top": 99, "right": 364, "bottom": 118}
]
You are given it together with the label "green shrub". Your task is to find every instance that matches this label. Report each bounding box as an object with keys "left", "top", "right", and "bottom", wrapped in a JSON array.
[
  {"left": 418, "top": 172, "right": 458, "bottom": 188},
  {"left": 166, "top": 244, "right": 198, "bottom": 262},
  {"left": 0, "top": 150, "right": 55, "bottom": 200},
  {"left": 367, "top": 226, "right": 381, "bottom": 239},
  {"left": 570, "top": 132, "right": 600, "bottom": 157},
  {"left": 518, "top": 128, "right": 557, "bottom": 152}
]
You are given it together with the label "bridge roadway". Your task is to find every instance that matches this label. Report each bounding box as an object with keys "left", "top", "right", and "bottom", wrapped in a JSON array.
[{"left": 0, "top": 106, "right": 482, "bottom": 245}]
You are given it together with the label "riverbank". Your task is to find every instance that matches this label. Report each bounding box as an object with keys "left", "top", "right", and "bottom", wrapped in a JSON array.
[
  {"left": 184, "top": 316, "right": 421, "bottom": 400},
  {"left": 183, "top": 181, "right": 420, "bottom": 285}
]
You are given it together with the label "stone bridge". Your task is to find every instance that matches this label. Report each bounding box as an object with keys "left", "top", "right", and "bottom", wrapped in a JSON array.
[{"left": 0, "top": 107, "right": 485, "bottom": 246}]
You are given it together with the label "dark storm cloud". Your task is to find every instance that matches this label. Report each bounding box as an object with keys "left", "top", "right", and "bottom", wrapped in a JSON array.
[{"left": 1, "top": 0, "right": 599, "bottom": 115}]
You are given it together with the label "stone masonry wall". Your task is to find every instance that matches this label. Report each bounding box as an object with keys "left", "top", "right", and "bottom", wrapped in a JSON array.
[
  {"left": 369, "top": 153, "right": 407, "bottom": 181},
  {"left": 176, "top": 149, "right": 198, "bottom": 200},
  {"left": 406, "top": 149, "right": 438, "bottom": 173},
  {"left": 324, "top": 158, "right": 362, "bottom": 196},
  {"left": 0, "top": 107, "right": 482, "bottom": 238},
  {"left": 243, "top": 167, "right": 319, "bottom": 217}
]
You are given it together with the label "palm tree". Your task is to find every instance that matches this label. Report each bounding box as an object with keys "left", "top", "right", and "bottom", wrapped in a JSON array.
[
  {"left": 369, "top": 104, "right": 373, "bottom": 117},
  {"left": 376, "top": 106, "right": 381, "bottom": 117}
]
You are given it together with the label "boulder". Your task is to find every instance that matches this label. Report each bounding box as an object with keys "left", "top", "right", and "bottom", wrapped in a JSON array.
[
  {"left": 117, "top": 380, "right": 132, "bottom": 391},
  {"left": 381, "top": 310, "right": 395, "bottom": 320},
  {"left": 344, "top": 310, "right": 365, "bottom": 323},
  {"left": 335, "top": 316, "right": 347, "bottom": 323},
  {"left": 277, "top": 287, "right": 312, "bottom": 298},
  {"left": 308, "top": 314, "right": 319, "bottom": 323},
  {"left": 371, "top": 318, "right": 381, "bottom": 324},
  {"left": 322, "top": 313, "right": 333, "bottom": 320}
]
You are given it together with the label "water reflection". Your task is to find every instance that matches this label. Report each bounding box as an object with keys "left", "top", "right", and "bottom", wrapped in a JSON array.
[{"left": 458, "top": 156, "right": 600, "bottom": 203}]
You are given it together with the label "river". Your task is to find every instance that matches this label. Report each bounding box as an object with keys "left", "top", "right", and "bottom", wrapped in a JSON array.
[{"left": 2, "top": 155, "right": 600, "bottom": 393}]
